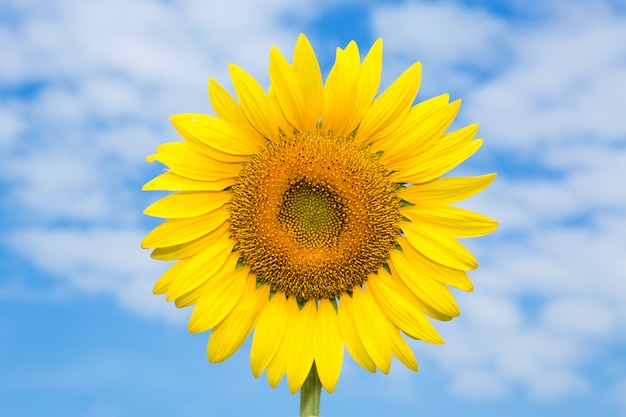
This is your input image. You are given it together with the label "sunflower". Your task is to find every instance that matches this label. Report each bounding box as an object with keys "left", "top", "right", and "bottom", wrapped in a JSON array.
[{"left": 142, "top": 34, "right": 497, "bottom": 395}]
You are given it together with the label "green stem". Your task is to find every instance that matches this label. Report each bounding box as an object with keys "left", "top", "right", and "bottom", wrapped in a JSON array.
[{"left": 299, "top": 362, "right": 321, "bottom": 417}]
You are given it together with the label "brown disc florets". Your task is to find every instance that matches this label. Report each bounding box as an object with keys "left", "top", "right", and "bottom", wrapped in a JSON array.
[{"left": 229, "top": 130, "right": 401, "bottom": 300}]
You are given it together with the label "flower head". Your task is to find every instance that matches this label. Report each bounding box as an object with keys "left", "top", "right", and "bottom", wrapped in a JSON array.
[{"left": 142, "top": 34, "right": 497, "bottom": 394}]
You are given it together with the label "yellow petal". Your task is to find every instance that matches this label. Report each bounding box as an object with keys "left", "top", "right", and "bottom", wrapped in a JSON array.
[
  {"left": 390, "top": 327, "right": 418, "bottom": 371},
  {"left": 153, "top": 258, "right": 190, "bottom": 295},
  {"left": 355, "top": 62, "right": 422, "bottom": 144},
  {"left": 313, "top": 299, "right": 343, "bottom": 393},
  {"left": 344, "top": 38, "right": 383, "bottom": 135},
  {"left": 150, "top": 222, "right": 227, "bottom": 261},
  {"left": 141, "top": 206, "right": 229, "bottom": 249},
  {"left": 403, "top": 206, "right": 498, "bottom": 238},
  {"left": 173, "top": 252, "right": 239, "bottom": 308},
  {"left": 147, "top": 141, "right": 242, "bottom": 182},
  {"left": 144, "top": 190, "right": 230, "bottom": 219},
  {"left": 269, "top": 45, "right": 308, "bottom": 132},
  {"left": 337, "top": 293, "right": 376, "bottom": 372},
  {"left": 265, "top": 298, "right": 302, "bottom": 388},
  {"left": 265, "top": 320, "right": 288, "bottom": 388},
  {"left": 208, "top": 277, "right": 270, "bottom": 362},
  {"left": 377, "top": 97, "right": 458, "bottom": 168},
  {"left": 250, "top": 292, "right": 289, "bottom": 377},
  {"left": 390, "top": 248, "right": 461, "bottom": 317},
  {"left": 209, "top": 77, "right": 267, "bottom": 144},
  {"left": 229, "top": 63, "right": 282, "bottom": 141},
  {"left": 173, "top": 286, "right": 201, "bottom": 308},
  {"left": 386, "top": 260, "right": 456, "bottom": 322},
  {"left": 208, "top": 78, "right": 250, "bottom": 125},
  {"left": 391, "top": 125, "right": 482, "bottom": 184},
  {"left": 174, "top": 256, "right": 234, "bottom": 307},
  {"left": 350, "top": 287, "right": 393, "bottom": 373},
  {"left": 397, "top": 236, "right": 474, "bottom": 292},
  {"left": 366, "top": 271, "right": 443, "bottom": 344},
  {"left": 165, "top": 230, "right": 233, "bottom": 301},
  {"left": 285, "top": 299, "right": 316, "bottom": 393},
  {"left": 142, "top": 171, "right": 234, "bottom": 192},
  {"left": 292, "top": 34, "right": 323, "bottom": 130},
  {"left": 265, "top": 337, "right": 287, "bottom": 388},
  {"left": 401, "top": 219, "right": 478, "bottom": 270},
  {"left": 171, "top": 113, "right": 264, "bottom": 156},
  {"left": 322, "top": 41, "right": 361, "bottom": 136},
  {"left": 269, "top": 87, "right": 292, "bottom": 132},
  {"left": 187, "top": 265, "right": 248, "bottom": 333},
  {"left": 209, "top": 77, "right": 244, "bottom": 122},
  {"left": 399, "top": 173, "right": 496, "bottom": 206}
]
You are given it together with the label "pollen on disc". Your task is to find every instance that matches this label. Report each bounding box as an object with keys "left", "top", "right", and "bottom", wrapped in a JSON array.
[{"left": 278, "top": 180, "right": 345, "bottom": 248}]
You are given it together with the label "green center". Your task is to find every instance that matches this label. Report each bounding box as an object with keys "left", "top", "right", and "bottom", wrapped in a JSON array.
[{"left": 277, "top": 181, "right": 345, "bottom": 248}]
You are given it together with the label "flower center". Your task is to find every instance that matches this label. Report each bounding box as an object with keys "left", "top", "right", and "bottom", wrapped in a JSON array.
[
  {"left": 229, "top": 130, "right": 401, "bottom": 300},
  {"left": 277, "top": 180, "right": 345, "bottom": 248}
]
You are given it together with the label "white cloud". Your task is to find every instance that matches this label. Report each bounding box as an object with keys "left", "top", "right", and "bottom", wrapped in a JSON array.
[
  {"left": 4, "top": 146, "right": 139, "bottom": 225},
  {"left": 450, "top": 368, "right": 510, "bottom": 398},
  {"left": 462, "top": 292, "right": 524, "bottom": 331},
  {"left": 415, "top": 306, "right": 593, "bottom": 399},
  {"left": 0, "top": 0, "right": 316, "bottom": 87},
  {"left": 466, "top": 7, "right": 626, "bottom": 149},
  {"left": 542, "top": 298, "right": 617, "bottom": 337},
  {"left": 0, "top": 107, "right": 24, "bottom": 148},
  {"left": 6, "top": 228, "right": 186, "bottom": 322},
  {"left": 371, "top": 1, "right": 509, "bottom": 95}
]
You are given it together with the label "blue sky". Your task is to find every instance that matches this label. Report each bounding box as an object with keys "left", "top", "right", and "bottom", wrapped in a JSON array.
[{"left": 1, "top": 0, "right": 626, "bottom": 416}]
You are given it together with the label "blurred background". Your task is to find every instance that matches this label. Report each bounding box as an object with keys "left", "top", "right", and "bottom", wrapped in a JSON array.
[{"left": 1, "top": 0, "right": 625, "bottom": 416}]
